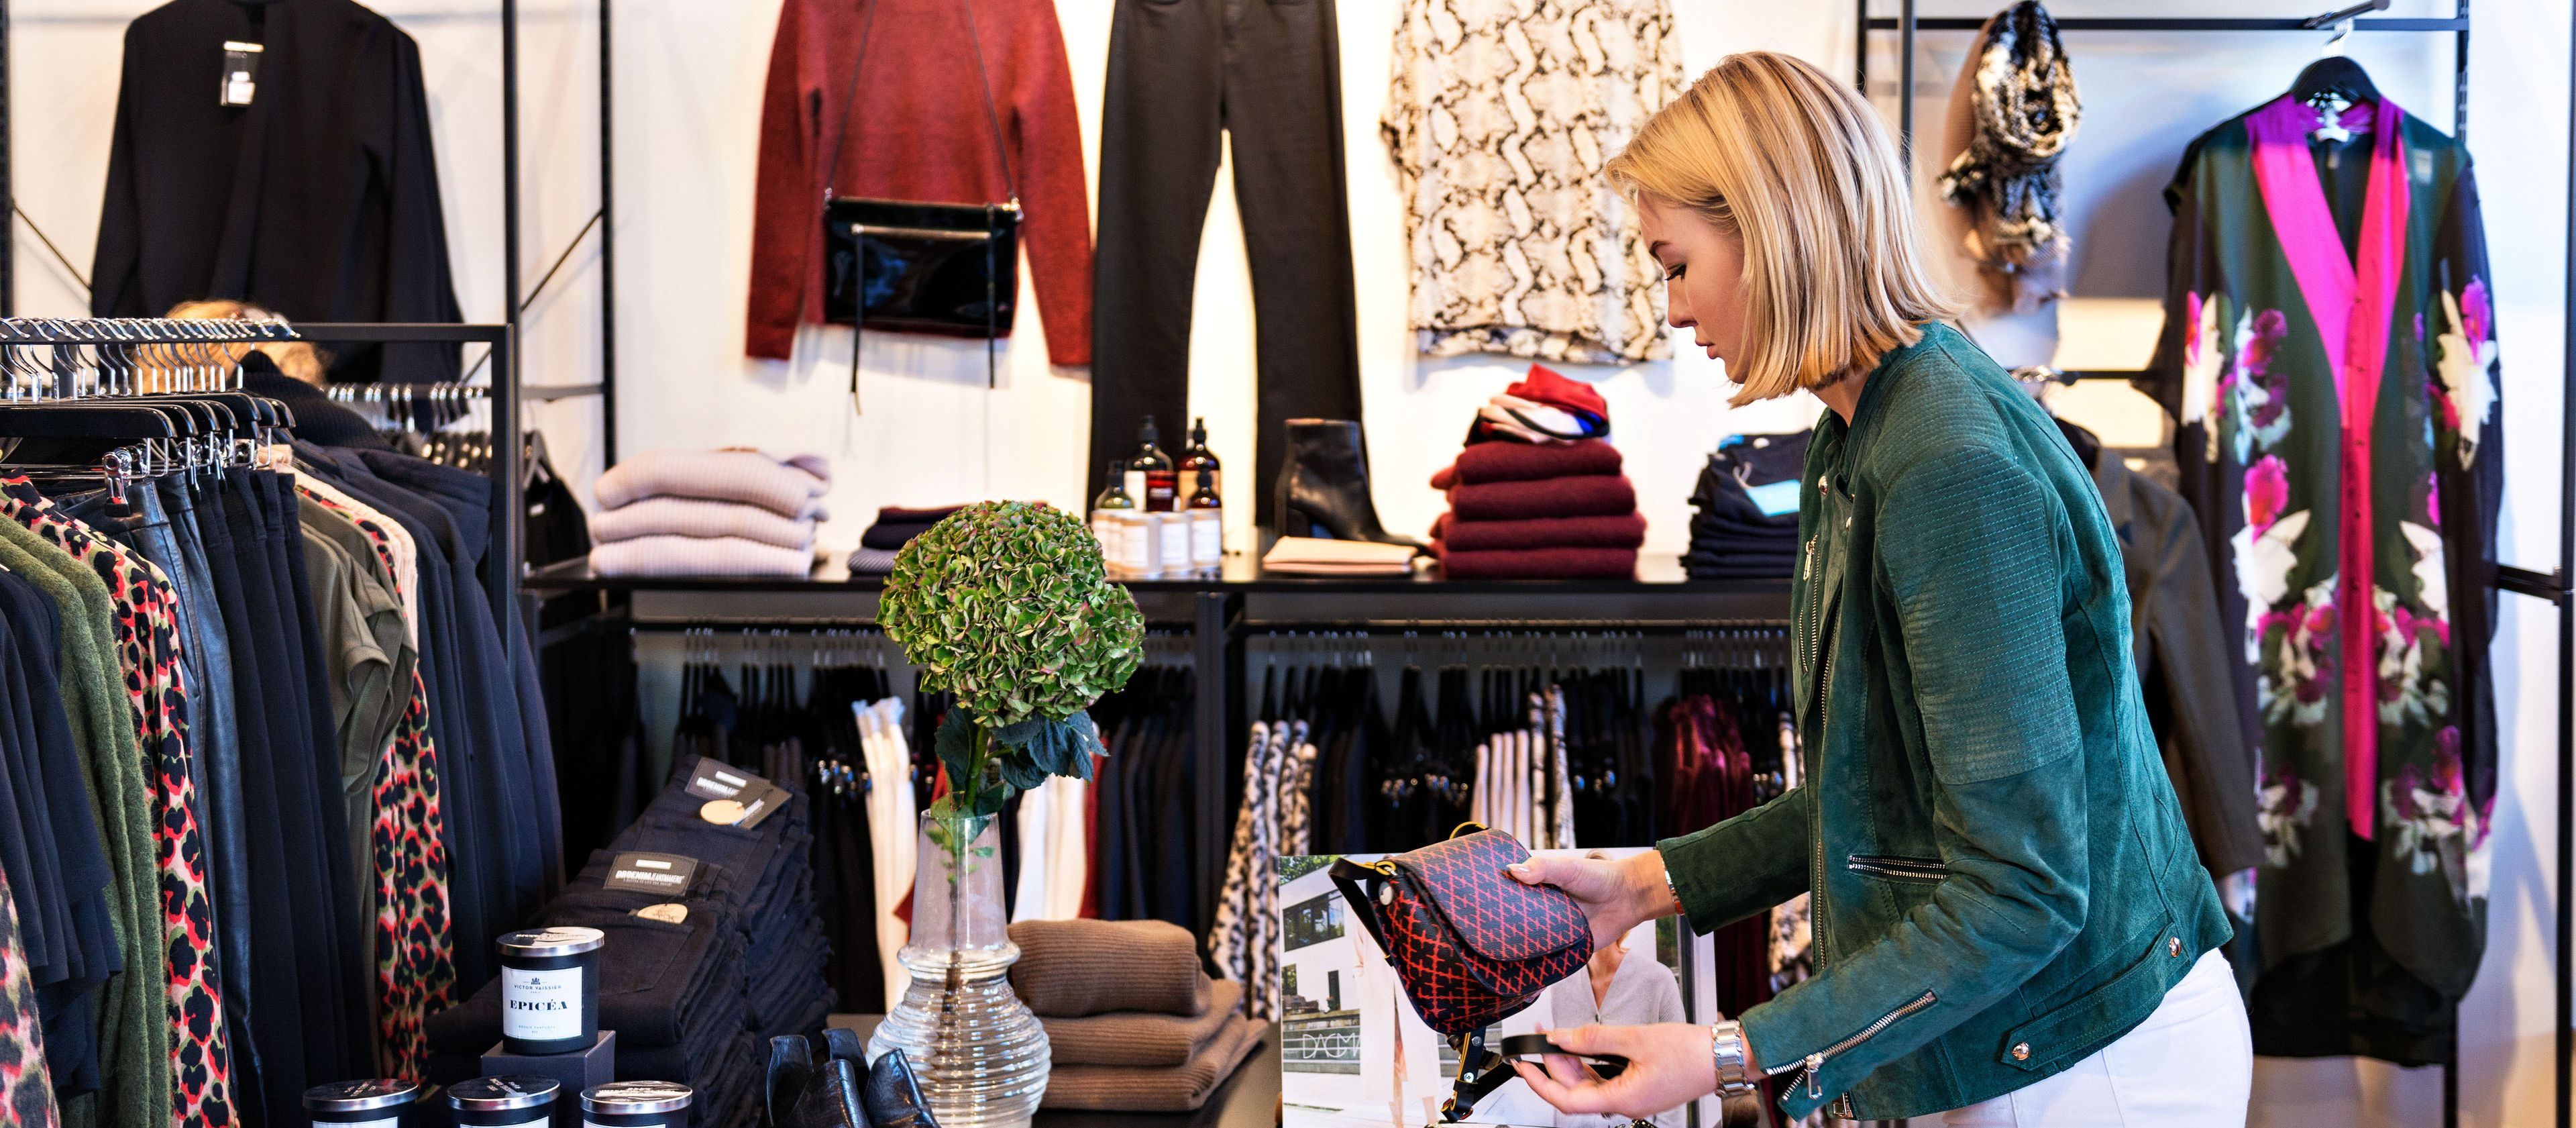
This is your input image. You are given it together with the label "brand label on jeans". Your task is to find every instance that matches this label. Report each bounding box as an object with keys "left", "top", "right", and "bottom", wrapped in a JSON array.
[
  {"left": 604, "top": 852, "right": 699, "bottom": 894},
  {"left": 502, "top": 965, "right": 584, "bottom": 1041},
  {"left": 1745, "top": 479, "right": 1801, "bottom": 517},
  {"left": 684, "top": 758, "right": 771, "bottom": 802},
  {"left": 734, "top": 782, "right": 792, "bottom": 829}
]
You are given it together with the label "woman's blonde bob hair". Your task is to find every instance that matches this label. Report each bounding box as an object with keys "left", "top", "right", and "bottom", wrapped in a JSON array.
[{"left": 1607, "top": 51, "right": 1955, "bottom": 406}]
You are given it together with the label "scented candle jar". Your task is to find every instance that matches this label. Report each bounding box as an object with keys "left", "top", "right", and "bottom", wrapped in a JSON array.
[
  {"left": 304, "top": 1080, "right": 421, "bottom": 1128},
  {"left": 497, "top": 926, "right": 606, "bottom": 1055},
  {"left": 448, "top": 1076, "right": 560, "bottom": 1128},
  {"left": 579, "top": 1081, "right": 693, "bottom": 1128}
]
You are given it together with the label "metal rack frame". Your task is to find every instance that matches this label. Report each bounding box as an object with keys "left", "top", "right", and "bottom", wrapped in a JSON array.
[
  {"left": 1861, "top": 4, "right": 2573, "bottom": 1125},
  {"left": 0, "top": 0, "right": 614, "bottom": 456}
]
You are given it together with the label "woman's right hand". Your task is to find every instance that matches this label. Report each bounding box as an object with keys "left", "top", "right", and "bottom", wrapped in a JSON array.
[{"left": 1508, "top": 850, "right": 1680, "bottom": 952}]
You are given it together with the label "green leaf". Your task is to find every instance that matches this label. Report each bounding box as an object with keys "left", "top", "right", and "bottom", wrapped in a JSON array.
[{"left": 933, "top": 709, "right": 977, "bottom": 797}]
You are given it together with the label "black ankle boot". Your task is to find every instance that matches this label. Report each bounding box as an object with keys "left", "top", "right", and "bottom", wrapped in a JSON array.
[
  {"left": 767, "top": 1036, "right": 865, "bottom": 1128},
  {"left": 767, "top": 1036, "right": 815, "bottom": 1127},
  {"left": 1275, "top": 419, "right": 1424, "bottom": 548},
  {"left": 863, "top": 1049, "right": 939, "bottom": 1128}
]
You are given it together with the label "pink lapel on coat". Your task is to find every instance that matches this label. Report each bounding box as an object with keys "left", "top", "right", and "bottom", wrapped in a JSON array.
[{"left": 2246, "top": 93, "right": 2412, "bottom": 839}]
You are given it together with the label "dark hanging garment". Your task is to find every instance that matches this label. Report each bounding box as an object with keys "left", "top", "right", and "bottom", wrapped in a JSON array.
[
  {"left": 2145, "top": 88, "right": 2503, "bottom": 1066},
  {"left": 92, "top": 0, "right": 464, "bottom": 383}
]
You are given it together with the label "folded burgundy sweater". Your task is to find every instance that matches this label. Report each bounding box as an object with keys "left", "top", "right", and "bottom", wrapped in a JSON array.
[
  {"left": 1434, "top": 544, "right": 1639, "bottom": 579},
  {"left": 1430, "top": 440, "right": 1624, "bottom": 489},
  {"left": 877, "top": 504, "right": 969, "bottom": 525},
  {"left": 1430, "top": 513, "right": 1646, "bottom": 551},
  {"left": 1446, "top": 476, "right": 1636, "bottom": 521}
]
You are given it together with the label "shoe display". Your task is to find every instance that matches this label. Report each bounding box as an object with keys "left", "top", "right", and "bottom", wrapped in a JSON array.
[{"left": 1275, "top": 418, "right": 1424, "bottom": 549}]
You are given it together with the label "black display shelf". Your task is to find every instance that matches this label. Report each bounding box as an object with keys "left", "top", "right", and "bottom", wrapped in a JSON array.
[{"left": 525, "top": 552, "right": 1788, "bottom": 599}]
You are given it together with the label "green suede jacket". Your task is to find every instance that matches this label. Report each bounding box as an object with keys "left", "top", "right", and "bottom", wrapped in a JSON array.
[{"left": 1659, "top": 323, "right": 2232, "bottom": 1121}]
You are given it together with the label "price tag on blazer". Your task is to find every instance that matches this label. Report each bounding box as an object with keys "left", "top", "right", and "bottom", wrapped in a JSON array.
[
  {"left": 684, "top": 758, "right": 772, "bottom": 803},
  {"left": 219, "top": 42, "right": 263, "bottom": 107},
  {"left": 604, "top": 852, "right": 699, "bottom": 894}
]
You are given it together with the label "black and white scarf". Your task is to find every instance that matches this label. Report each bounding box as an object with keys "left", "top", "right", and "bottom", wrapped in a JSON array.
[{"left": 1938, "top": 2, "right": 2081, "bottom": 291}]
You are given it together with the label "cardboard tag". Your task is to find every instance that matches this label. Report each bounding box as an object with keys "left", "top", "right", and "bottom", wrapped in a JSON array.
[
  {"left": 1744, "top": 479, "right": 1801, "bottom": 518},
  {"left": 634, "top": 903, "right": 688, "bottom": 925},
  {"left": 733, "top": 782, "right": 793, "bottom": 829},
  {"left": 219, "top": 42, "right": 263, "bottom": 107},
  {"left": 603, "top": 852, "right": 699, "bottom": 894},
  {"left": 684, "top": 758, "right": 771, "bottom": 803}
]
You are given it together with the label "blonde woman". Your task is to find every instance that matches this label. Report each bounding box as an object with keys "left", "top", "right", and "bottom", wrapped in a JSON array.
[{"left": 1505, "top": 53, "right": 2249, "bottom": 1126}]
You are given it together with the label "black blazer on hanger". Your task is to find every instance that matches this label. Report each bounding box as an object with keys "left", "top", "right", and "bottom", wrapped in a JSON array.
[{"left": 91, "top": 0, "right": 464, "bottom": 383}]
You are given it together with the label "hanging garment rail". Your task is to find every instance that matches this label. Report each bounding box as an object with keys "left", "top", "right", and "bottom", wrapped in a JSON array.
[
  {"left": 0, "top": 1, "right": 615, "bottom": 454},
  {"left": 0, "top": 318, "right": 523, "bottom": 627}
]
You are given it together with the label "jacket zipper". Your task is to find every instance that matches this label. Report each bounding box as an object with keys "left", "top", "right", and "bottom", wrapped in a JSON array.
[
  {"left": 1802, "top": 530, "right": 1831, "bottom": 977},
  {"left": 1845, "top": 856, "right": 1946, "bottom": 882},
  {"left": 1788, "top": 990, "right": 1937, "bottom": 1100}
]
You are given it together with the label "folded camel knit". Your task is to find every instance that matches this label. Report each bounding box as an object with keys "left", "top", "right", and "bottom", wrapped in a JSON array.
[
  {"left": 592, "top": 496, "right": 817, "bottom": 550},
  {"left": 1036, "top": 1017, "right": 1268, "bottom": 1113},
  {"left": 1446, "top": 476, "right": 1636, "bottom": 521},
  {"left": 1436, "top": 544, "right": 1640, "bottom": 579},
  {"left": 595, "top": 448, "right": 830, "bottom": 517},
  {"left": 1430, "top": 512, "right": 1646, "bottom": 551},
  {"left": 1430, "top": 440, "right": 1623, "bottom": 489},
  {"left": 589, "top": 535, "right": 816, "bottom": 577},
  {"left": 1006, "top": 919, "right": 1207, "bottom": 1018},
  {"left": 1038, "top": 980, "right": 1244, "bottom": 1068}
]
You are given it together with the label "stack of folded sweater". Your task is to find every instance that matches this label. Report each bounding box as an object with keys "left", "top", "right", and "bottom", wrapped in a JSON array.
[
  {"left": 1008, "top": 919, "right": 1267, "bottom": 1113},
  {"left": 589, "top": 448, "right": 830, "bottom": 576},
  {"left": 845, "top": 505, "right": 968, "bottom": 574},
  {"left": 1682, "top": 431, "right": 1808, "bottom": 579},
  {"left": 426, "top": 761, "right": 832, "bottom": 1128},
  {"left": 1429, "top": 366, "right": 1643, "bottom": 579}
]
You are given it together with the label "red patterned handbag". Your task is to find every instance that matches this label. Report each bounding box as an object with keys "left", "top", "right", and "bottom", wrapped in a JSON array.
[{"left": 1330, "top": 826, "right": 1593, "bottom": 1038}]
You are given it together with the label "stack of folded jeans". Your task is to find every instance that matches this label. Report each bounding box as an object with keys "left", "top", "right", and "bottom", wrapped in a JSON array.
[
  {"left": 844, "top": 504, "right": 967, "bottom": 574},
  {"left": 423, "top": 764, "right": 832, "bottom": 1127},
  {"left": 1008, "top": 919, "right": 1268, "bottom": 1113},
  {"left": 588, "top": 449, "right": 830, "bottom": 577},
  {"left": 1682, "top": 431, "right": 1808, "bottom": 579}
]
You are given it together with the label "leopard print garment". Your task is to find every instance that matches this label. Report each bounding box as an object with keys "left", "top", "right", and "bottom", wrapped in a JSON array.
[
  {"left": 0, "top": 479, "right": 233, "bottom": 1127},
  {"left": 297, "top": 484, "right": 455, "bottom": 1078},
  {"left": 0, "top": 862, "right": 60, "bottom": 1128},
  {"left": 1382, "top": 0, "right": 1684, "bottom": 364}
]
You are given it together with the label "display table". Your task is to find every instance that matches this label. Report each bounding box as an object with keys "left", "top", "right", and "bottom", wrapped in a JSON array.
[{"left": 826, "top": 1015, "right": 1281, "bottom": 1128}]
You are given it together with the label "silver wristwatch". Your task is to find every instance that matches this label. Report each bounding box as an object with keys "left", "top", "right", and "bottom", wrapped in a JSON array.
[{"left": 1709, "top": 1021, "right": 1758, "bottom": 1098}]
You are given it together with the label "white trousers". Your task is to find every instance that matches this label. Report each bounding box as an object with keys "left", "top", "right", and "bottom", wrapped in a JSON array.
[{"left": 1939, "top": 950, "right": 2251, "bottom": 1127}]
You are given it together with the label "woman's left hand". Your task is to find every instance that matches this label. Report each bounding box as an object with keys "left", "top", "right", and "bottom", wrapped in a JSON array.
[{"left": 1509, "top": 1023, "right": 1719, "bottom": 1121}]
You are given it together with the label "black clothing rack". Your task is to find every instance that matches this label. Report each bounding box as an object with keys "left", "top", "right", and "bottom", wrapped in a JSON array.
[
  {"left": 527, "top": 558, "right": 1796, "bottom": 947},
  {"left": 1861, "top": 3, "right": 2574, "bottom": 1126},
  {"left": 0, "top": 318, "right": 523, "bottom": 623},
  {"left": 0, "top": 0, "right": 616, "bottom": 456}
]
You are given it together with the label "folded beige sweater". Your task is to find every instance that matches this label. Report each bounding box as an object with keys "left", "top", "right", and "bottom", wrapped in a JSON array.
[
  {"left": 1037, "top": 1017, "right": 1267, "bottom": 1113},
  {"left": 591, "top": 496, "right": 817, "bottom": 550},
  {"left": 1040, "top": 980, "right": 1242, "bottom": 1068},
  {"left": 1006, "top": 919, "right": 1205, "bottom": 1018},
  {"left": 594, "top": 448, "right": 830, "bottom": 517}
]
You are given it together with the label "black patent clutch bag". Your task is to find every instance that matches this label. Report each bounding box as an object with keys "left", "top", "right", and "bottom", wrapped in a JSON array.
[{"left": 820, "top": 197, "right": 1018, "bottom": 339}]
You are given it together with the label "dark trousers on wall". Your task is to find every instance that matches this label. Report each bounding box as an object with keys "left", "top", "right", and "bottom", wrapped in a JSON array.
[{"left": 1088, "top": 0, "right": 1364, "bottom": 523}]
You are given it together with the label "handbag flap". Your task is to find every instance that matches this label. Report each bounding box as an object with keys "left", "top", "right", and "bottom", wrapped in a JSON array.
[{"left": 1389, "top": 831, "right": 1589, "bottom": 964}]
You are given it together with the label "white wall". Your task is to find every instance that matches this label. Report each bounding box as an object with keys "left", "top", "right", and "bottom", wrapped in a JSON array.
[{"left": 9, "top": 0, "right": 2571, "bottom": 1123}]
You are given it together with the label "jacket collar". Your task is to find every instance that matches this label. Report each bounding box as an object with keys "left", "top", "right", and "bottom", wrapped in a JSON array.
[{"left": 1817, "top": 323, "right": 1943, "bottom": 480}]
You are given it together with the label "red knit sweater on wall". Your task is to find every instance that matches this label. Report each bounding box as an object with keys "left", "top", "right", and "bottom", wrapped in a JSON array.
[{"left": 747, "top": 0, "right": 1093, "bottom": 366}]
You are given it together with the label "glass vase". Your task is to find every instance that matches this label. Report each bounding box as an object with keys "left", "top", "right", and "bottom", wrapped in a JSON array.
[{"left": 868, "top": 810, "right": 1050, "bottom": 1128}]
